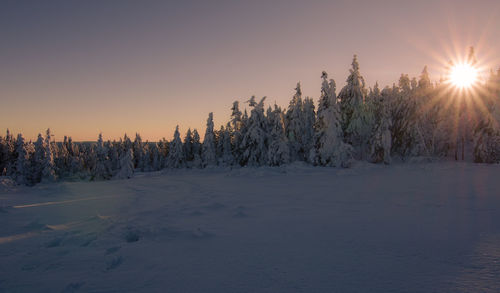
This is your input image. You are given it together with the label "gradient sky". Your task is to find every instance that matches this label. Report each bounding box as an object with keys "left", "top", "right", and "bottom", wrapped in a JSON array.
[{"left": 1, "top": 0, "right": 500, "bottom": 141}]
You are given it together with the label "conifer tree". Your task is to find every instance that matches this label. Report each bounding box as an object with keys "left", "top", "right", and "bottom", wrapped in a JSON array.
[
  {"left": 92, "top": 133, "right": 111, "bottom": 180},
  {"left": 41, "top": 129, "right": 57, "bottom": 182},
  {"left": 33, "top": 134, "right": 45, "bottom": 183},
  {"left": 167, "top": 126, "right": 185, "bottom": 168},
  {"left": 311, "top": 72, "right": 353, "bottom": 167},
  {"left": 240, "top": 96, "right": 269, "bottom": 166},
  {"left": 219, "top": 124, "right": 234, "bottom": 166},
  {"left": 285, "top": 83, "right": 305, "bottom": 161},
  {"left": 2, "top": 129, "right": 15, "bottom": 175},
  {"left": 302, "top": 97, "right": 316, "bottom": 157},
  {"left": 473, "top": 69, "right": 500, "bottom": 163},
  {"left": 183, "top": 128, "right": 194, "bottom": 163},
  {"left": 14, "top": 134, "right": 30, "bottom": 185},
  {"left": 268, "top": 104, "right": 290, "bottom": 166},
  {"left": 369, "top": 84, "right": 392, "bottom": 164},
  {"left": 202, "top": 112, "right": 217, "bottom": 167},
  {"left": 115, "top": 148, "right": 134, "bottom": 179},
  {"left": 133, "top": 133, "right": 146, "bottom": 171},
  {"left": 230, "top": 101, "right": 243, "bottom": 164},
  {"left": 192, "top": 129, "right": 203, "bottom": 168},
  {"left": 339, "top": 55, "right": 367, "bottom": 139},
  {"left": 150, "top": 143, "right": 162, "bottom": 171},
  {"left": 157, "top": 138, "right": 169, "bottom": 169}
]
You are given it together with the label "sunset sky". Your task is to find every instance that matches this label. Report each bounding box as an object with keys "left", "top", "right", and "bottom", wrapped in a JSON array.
[{"left": 1, "top": 0, "right": 500, "bottom": 141}]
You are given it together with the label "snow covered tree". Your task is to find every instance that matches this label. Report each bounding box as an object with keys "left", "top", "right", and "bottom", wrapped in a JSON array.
[
  {"left": 133, "top": 133, "right": 146, "bottom": 171},
  {"left": 473, "top": 117, "right": 500, "bottom": 163},
  {"left": 183, "top": 128, "right": 194, "bottom": 163},
  {"left": 285, "top": 83, "right": 305, "bottom": 161},
  {"left": 473, "top": 69, "right": 500, "bottom": 163},
  {"left": 218, "top": 124, "right": 234, "bottom": 166},
  {"left": 149, "top": 143, "right": 162, "bottom": 171},
  {"left": 92, "top": 133, "right": 111, "bottom": 180},
  {"left": 215, "top": 125, "right": 224, "bottom": 163},
  {"left": 302, "top": 97, "right": 316, "bottom": 157},
  {"left": 413, "top": 66, "right": 449, "bottom": 157},
  {"left": 310, "top": 72, "right": 353, "bottom": 167},
  {"left": 157, "top": 138, "right": 169, "bottom": 169},
  {"left": 107, "top": 140, "right": 120, "bottom": 172},
  {"left": 267, "top": 104, "right": 290, "bottom": 166},
  {"left": 387, "top": 75, "right": 419, "bottom": 158},
  {"left": 229, "top": 101, "right": 243, "bottom": 164},
  {"left": 192, "top": 129, "right": 203, "bottom": 168},
  {"left": 115, "top": 148, "right": 134, "bottom": 179},
  {"left": 338, "top": 55, "right": 367, "bottom": 140},
  {"left": 66, "top": 137, "right": 84, "bottom": 176},
  {"left": 230, "top": 101, "right": 243, "bottom": 132},
  {"left": 32, "top": 133, "right": 45, "bottom": 183},
  {"left": 40, "top": 129, "right": 57, "bottom": 183},
  {"left": 167, "top": 126, "right": 185, "bottom": 168},
  {"left": 0, "top": 129, "right": 15, "bottom": 175},
  {"left": 202, "top": 112, "right": 217, "bottom": 167},
  {"left": 369, "top": 85, "right": 392, "bottom": 164},
  {"left": 240, "top": 96, "right": 269, "bottom": 166},
  {"left": 13, "top": 134, "right": 30, "bottom": 185}
]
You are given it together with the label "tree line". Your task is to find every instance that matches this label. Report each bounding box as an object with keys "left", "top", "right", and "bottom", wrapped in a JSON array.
[{"left": 1, "top": 53, "right": 500, "bottom": 185}]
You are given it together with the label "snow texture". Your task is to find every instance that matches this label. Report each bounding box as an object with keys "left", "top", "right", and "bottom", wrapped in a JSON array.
[{"left": 1, "top": 162, "right": 500, "bottom": 292}]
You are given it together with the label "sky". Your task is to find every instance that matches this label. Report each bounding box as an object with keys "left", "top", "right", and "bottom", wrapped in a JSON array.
[{"left": 1, "top": 0, "right": 500, "bottom": 141}]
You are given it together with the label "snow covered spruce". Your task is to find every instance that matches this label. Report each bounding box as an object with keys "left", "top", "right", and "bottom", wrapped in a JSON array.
[{"left": 1, "top": 55, "right": 500, "bottom": 185}]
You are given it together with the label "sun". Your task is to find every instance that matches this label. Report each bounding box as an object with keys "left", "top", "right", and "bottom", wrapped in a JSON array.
[{"left": 449, "top": 63, "right": 478, "bottom": 89}]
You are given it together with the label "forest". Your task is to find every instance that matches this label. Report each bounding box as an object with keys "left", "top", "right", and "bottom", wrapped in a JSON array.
[{"left": 2, "top": 52, "right": 500, "bottom": 186}]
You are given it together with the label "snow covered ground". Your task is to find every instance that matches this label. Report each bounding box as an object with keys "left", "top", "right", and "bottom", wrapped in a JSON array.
[{"left": 1, "top": 162, "right": 500, "bottom": 293}]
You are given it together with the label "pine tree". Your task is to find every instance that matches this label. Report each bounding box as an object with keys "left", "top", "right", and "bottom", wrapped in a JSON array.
[
  {"left": 202, "top": 112, "right": 217, "bottom": 167},
  {"left": 55, "top": 136, "right": 70, "bottom": 177},
  {"left": 192, "top": 129, "right": 203, "bottom": 168},
  {"left": 183, "top": 128, "right": 194, "bottom": 163},
  {"left": 33, "top": 133, "right": 45, "bottom": 183},
  {"left": 115, "top": 148, "right": 134, "bottom": 179},
  {"left": 339, "top": 55, "right": 366, "bottom": 139},
  {"left": 66, "top": 137, "right": 84, "bottom": 176},
  {"left": 219, "top": 124, "right": 235, "bottom": 166},
  {"left": 41, "top": 129, "right": 57, "bottom": 183},
  {"left": 133, "top": 133, "right": 146, "bottom": 171},
  {"left": 267, "top": 104, "right": 290, "bottom": 166},
  {"left": 473, "top": 69, "right": 500, "bottom": 163},
  {"left": 150, "top": 143, "right": 162, "bottom": 171},
  {"left": 473, "top": 117, "right": 500, "bottom": 163},
  {"left": 167, "top": 126, "right": 185, "bottom": 168},
  {"left": 387, "top": 74, "right": 419, "bottom": 158},
  {"left": 310, "top": 72, "right": 353, "bottom": 167},
  {"left": 240, "top": 96, "right": 269, "bottom": 166},
  {"left": 157, "top": 138, "right": 169, "bottom": 169},
  {"left": 285, "top": 83, "right": 305, "bottom": 161},
  {"left": 215, "top": 125, "right": 225, "bottom": 164},
  {"left": 302, "top": 97, "right": 316, "bottom": 157},
  {"left": 13, "top": 134, "right": 30, "bottom": 185},
  {"left": 2, "top": 129, "right": 15, "bottom": 176},
  {"left": 369, "top": 85, "right": 392, "bottom": 164},
  {"left": 92, "top": 133, "right": 111, "bottom": 180},
  {"left": 107, "top": 140, "right": 120, "bottom": 172},
  {"left": 0, "top": 135, "right": 6, "bottom": 175},
  {"left": 230, "top": 101, "right": 243, "bottom": 164}
]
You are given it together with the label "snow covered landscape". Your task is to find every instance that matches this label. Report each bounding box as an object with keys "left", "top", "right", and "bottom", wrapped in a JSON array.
[
  {"left": 1, "top": 161, "right": 500, "bottom": 292},
  {"left": 2, "top": 1, "right": 500, "bottom": 292}
]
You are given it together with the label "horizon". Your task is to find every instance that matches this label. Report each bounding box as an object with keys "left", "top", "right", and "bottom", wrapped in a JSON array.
[{"left": 2, "top": 0, "right": 500, "bottom": 141}]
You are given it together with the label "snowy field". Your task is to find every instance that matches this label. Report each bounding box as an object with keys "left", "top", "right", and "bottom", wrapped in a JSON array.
[{"left": 1, "top": 162, "right": 500, "bottom": 293}]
